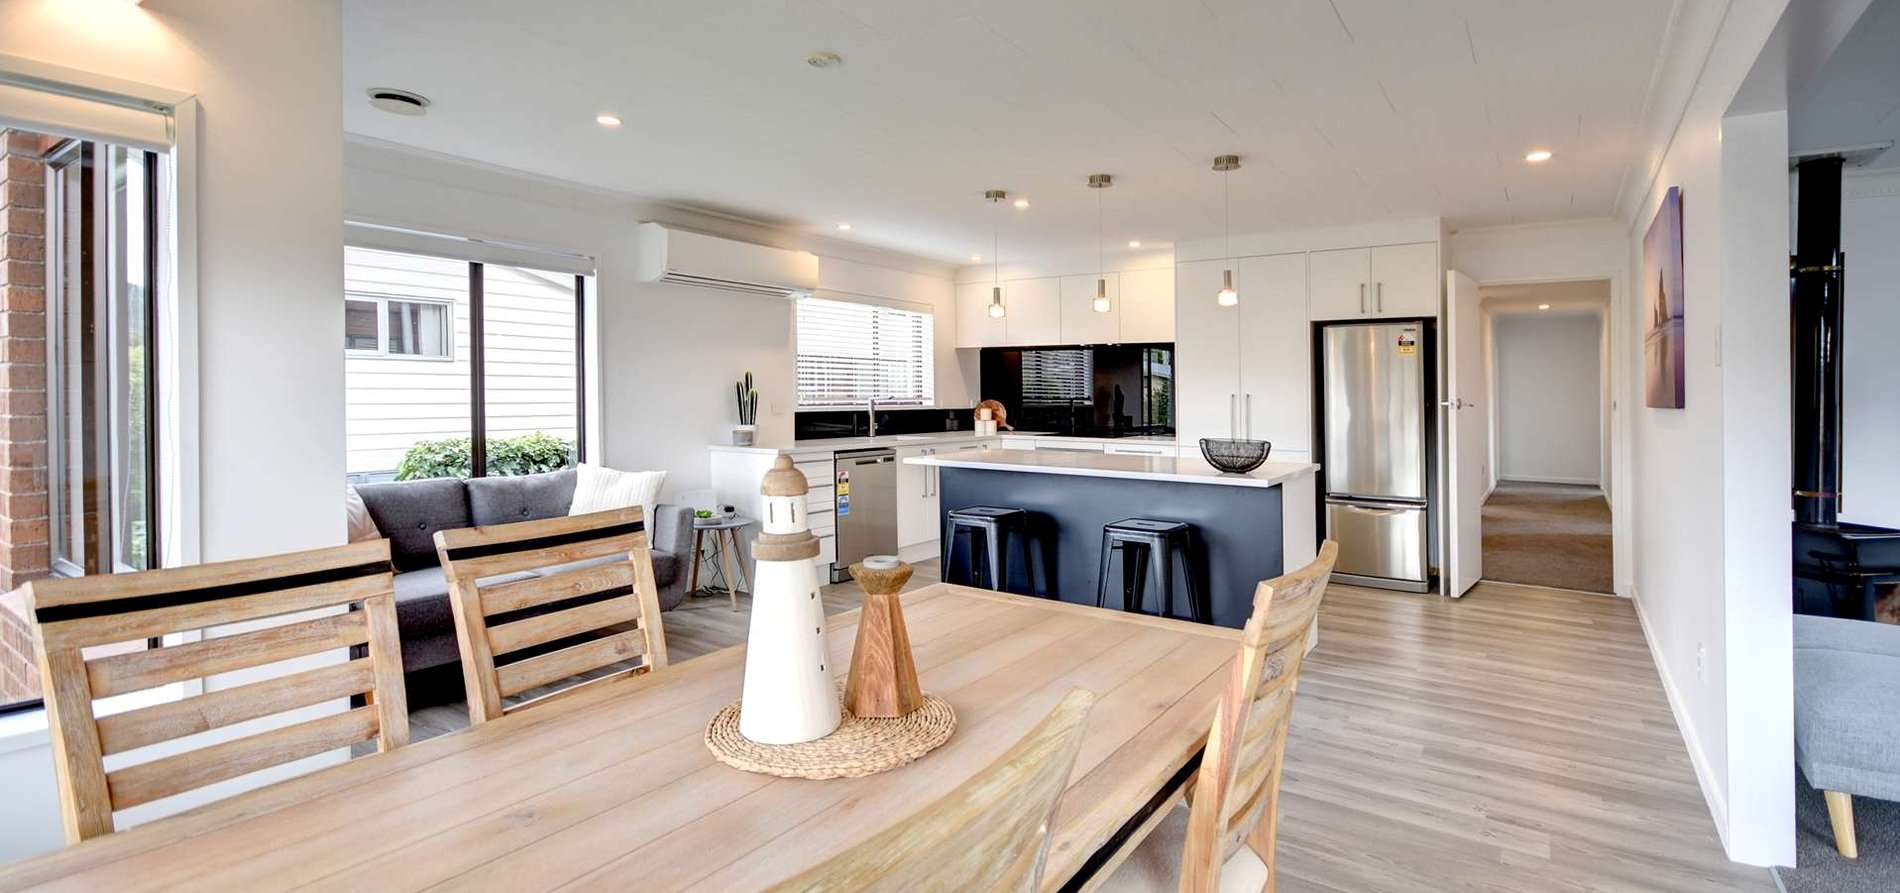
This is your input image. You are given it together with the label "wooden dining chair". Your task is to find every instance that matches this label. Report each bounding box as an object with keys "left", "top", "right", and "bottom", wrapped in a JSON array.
[
  {"left": 434, "top": 505, "right": 668, "bottom": 725},
  {"left": 1098, "top": 540, "right": 1338, "bottom": 893},
  {"left": 768, "top": 688, "right": 1097, "bottom": 893},
  {"left": 22, "top": 540, "right": 408, "bottom": 843}
]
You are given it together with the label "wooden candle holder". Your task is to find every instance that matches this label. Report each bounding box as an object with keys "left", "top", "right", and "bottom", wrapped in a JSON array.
[{"left": 843, "top": 559, "right": 923, "bottom": 718}]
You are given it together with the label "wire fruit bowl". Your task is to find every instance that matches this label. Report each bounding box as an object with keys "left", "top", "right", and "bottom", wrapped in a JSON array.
[{"left": 1198, "top": 438, "right": 1272, "bottom": 474}]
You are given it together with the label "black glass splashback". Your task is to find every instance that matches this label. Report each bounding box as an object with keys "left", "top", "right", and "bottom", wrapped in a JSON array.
[
  {"left": 794, "top": 407, "right": 974, "bottom": 440},
  {"left": 977, "top": 343, "right": 1174, "bottom": 437}
]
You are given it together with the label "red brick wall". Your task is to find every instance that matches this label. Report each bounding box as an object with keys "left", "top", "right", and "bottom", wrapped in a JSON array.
[{"left": 0, "top": 128, "right": 52, "bottom": 703}]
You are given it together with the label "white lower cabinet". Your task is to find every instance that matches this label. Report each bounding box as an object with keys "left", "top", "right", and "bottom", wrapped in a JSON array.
[{"left": 895, "top": 446, "right": 939, "bottom": 549}]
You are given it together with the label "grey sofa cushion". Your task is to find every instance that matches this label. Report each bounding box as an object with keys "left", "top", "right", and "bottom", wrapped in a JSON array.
[
  {"left": 466, "top": 468, "right": 578, "bottom": 527},
  {"left": 1793, "top": 615, "right": 1900, "bottom": 801},
  {"left": 356, "top": 478, "right": 471, "bottom": 572},
  {"left": 389, "top": 566, "right": 532, "bottom": 673}
]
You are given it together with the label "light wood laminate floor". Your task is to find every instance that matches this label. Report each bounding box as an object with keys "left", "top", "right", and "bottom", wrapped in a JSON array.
[{"left": 408, "top": 567, "right": 1771, "bottom": 891}]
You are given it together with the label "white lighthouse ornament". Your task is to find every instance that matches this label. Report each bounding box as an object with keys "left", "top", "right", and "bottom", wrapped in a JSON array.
[{"left": 738, "top": 455, "right": 841, "bottom": 744}]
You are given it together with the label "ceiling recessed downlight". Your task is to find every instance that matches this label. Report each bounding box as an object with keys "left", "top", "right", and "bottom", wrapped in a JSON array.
[
  {"left": 367, "top": 88, "right": 430, "bottom": 117},
  {"left": 1013, "top": 198, "right": 1030, "bottom": 209},
  {"left": 1538, "top": 303, "right": 1552, "bottom": 310},
  {"left": 595, "top": 113, "right": 622, "bottom": 128},
  {"left": 1525, "top": 149, "right": 1553, "bottom": 163},
  {"left": 1127, "top": 240, "right": 1142, "bottom": 248},
  {"left": 970, "top": 255, "right": 983, "bottom": 262},
  {"left": 836, "top": 222, "right": 852, "bottom": 231}
]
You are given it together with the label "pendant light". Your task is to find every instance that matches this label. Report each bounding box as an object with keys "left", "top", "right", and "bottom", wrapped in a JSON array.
[
  {"left": 1088, "top": 174, "right": 1113, "bottom": 313},
  {"left": 1213, "top": 154, "right": 1240, "bottom": 306},
  {"left": 985, "top": 189, "right": 1007, "bottom": 319}
]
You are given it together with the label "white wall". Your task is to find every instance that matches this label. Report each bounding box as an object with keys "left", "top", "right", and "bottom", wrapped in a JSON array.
[
  {"left": 1615, "top": 0, "right": 1798, "bottom": 867},
  {"left": 1492, "top": 313, "right": 1602, "bottom": 485},
  {"left": 1840, "top": 170, "right": 1900, "bottom": 527},
  {"left": 343, "top": 140, "right": 969, "bottom": 501},
  {"left": 0, "top": 0, "right": 349, "bottom": 863}
]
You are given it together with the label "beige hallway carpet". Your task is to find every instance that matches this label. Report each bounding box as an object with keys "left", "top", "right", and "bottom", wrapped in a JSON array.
[{"left": 1481, "top": 480, "right": 1613, "bottom": 593}]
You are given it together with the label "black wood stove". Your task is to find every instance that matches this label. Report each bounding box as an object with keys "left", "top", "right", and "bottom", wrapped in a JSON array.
[{"left": 1790, "top": 155, "right": 1900, "bottom": 619}]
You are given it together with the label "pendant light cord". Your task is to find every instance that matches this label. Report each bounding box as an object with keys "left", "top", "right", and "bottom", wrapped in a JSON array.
[
  {"left": 992, "top": 197, "right": 1000, "bottom": 287},
  {"left": 1223, "top": 168, "right": 1231, "bottom": 263}
]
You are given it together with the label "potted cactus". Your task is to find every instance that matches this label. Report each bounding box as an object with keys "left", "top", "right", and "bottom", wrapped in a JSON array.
[{"left": 733, "top": 371, "right": 760, "bottom": 446}]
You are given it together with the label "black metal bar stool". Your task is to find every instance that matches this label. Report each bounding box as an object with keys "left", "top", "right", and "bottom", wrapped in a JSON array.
[
  {"left": 943, "top": 506, "right": 1039, "bottom": 594},
  {"left": 1095, "top": 518, "right": 1206, "bottom": 622}
]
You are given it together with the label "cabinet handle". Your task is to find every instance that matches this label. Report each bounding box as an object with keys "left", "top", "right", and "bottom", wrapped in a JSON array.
[
  {"left": 1377, "top": 281, "right": 1384, "bottom": 312},
  {"left": 1229, "top": 394, "right": 1238, "bottom": 438},
  {"left": 1359, "top": 283, "right": 1366, "bottom": 314},
  {"left": 1245, "top": 393, "right": 1253, "bottom": 440}
]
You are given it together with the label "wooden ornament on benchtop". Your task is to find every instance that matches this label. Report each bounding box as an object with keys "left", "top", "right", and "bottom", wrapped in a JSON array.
[{"left": 843, "top": 556, "right": 924, "bottom": 718}]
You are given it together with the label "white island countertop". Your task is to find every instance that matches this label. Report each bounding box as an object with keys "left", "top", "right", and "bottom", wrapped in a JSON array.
[{"left": 907, "top": 449, "right": 1319, "bottom": 489}]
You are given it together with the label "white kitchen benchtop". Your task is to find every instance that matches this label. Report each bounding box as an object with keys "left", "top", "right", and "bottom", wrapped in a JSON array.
[
  {"left": 905, "top": 449, "right": 1319, "bottom": 489},
  {"left": 707, "top": 431, "right": 1177, "bottom": 456}
]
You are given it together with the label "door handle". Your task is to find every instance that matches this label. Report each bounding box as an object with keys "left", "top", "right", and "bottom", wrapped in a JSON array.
[
  {"left": 1376, "top": 281, "right": 1384, "bottom": 312},
  {"left": 1359, "top": 283, "right": 1366, "bottom": 314}
]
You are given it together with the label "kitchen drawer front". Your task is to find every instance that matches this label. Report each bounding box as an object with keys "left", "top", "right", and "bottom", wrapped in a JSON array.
[
  {"left": 1104, "top": 443, "right": 1174, "bottom": 457},
  {"left": 816, "top": 533, "right": 836, "bottom": 568},
  {"left": 808, "top": 508, "right": 836, "bottom": 538}
]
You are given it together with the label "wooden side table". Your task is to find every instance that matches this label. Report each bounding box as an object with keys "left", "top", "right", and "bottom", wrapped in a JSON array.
[{"left": 688, "top": 515, "right": 755, "bottom": 610}]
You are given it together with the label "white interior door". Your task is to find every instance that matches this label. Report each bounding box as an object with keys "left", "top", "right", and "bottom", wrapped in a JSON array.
[{"left": 1444, "top": 270, "right": 1487, "bottom": 596}]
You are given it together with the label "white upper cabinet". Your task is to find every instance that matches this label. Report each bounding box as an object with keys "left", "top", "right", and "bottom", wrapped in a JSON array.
[
  {"left": 955, "top": 281, "right": 1006, "bottom": 348},
  {"left": 1307, "top": 243, "right": 1440, "bottom": 320},
  {"left": 1236, "top": 252, "right": 1311, "bottom": 452},
  {"left": 1308, "top": 247, "right": 1371, "bottom": 320},
  {"left": 1118, "top": 267, "right": 1175, "bottom": 343},
  {"left": 1173, "top": 259, "right": 1243, "bottom": 445},
  {"left": 1369, "top": 242, "right": 1440, "bottom": 317},
  {"left": 1058, "top": 273, "right": 1119, "bottom": 344},
  {"left": 1002, "top": 277, "right": 1062, "bottom": 346}
]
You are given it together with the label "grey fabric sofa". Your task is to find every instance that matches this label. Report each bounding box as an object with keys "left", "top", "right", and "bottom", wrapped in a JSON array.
[
  {"left": 1793, "top": 613, "right": 1900, "bottom": 858},
  {"left": 354, "top": 468, "right": 693, "bottom": 695}
]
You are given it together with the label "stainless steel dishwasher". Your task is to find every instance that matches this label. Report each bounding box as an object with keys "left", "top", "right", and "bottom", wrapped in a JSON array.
[{"left": 831, "top": 448, "right": 897, "bottom": 582}]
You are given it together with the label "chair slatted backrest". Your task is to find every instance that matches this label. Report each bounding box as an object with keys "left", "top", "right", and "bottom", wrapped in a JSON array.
[
  {"left": 767, "top": 689, "right": 1097, "bottom": 893},
  {"left": 1177, "top": 540, "right": 1338, "bottom": 893},
  {"left": 22, "top": 540, "right": 407, "bottom": 843},
  {"left": 433, "top": 505, "right": 668, "bottom": 725}
]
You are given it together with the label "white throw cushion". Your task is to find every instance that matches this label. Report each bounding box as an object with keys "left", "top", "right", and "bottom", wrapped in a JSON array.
[
  {"left": 569, "top": 463, "right": 666, "bottom": 526},
  {"left": 1094, "top": 803, "right": 1270, "bottom": 893},
  {"left": 344, "top": 486, "right": 379, "bottom": 543}
]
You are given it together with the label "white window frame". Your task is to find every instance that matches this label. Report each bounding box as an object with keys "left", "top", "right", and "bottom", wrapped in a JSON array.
[
  {"left": 342, "top": 292, "right": 455, "bottom": 361},
  {"left": 795, "top": 296, "right": 936, "bottom": 409}
]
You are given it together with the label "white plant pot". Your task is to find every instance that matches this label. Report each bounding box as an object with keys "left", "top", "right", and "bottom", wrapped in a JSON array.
[{"left": 732, "top": 425, "right": 757, "bottom": 446}]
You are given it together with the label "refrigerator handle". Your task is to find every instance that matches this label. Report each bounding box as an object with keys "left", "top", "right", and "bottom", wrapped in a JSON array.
[{"left": 1359, "top": 283, "right": 1366, "bottom": 314}]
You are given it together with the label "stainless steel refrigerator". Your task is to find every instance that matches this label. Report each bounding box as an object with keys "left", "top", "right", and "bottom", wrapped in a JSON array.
[{"left": 1321, "top": 322, "right": 1431, "bottom": 591}]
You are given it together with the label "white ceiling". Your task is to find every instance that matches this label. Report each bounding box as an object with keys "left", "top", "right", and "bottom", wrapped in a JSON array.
[
  {"left": 343, "top": 0, "right": 1675, "bottom": 267},
  {"left": 1791, "top": 0, "right": 1900, "bottom": 171}
]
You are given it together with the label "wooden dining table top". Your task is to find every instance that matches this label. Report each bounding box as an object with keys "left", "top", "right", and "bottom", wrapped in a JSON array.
[{"left": 0, "top": 583, "right": 1240, "bottom": 892}]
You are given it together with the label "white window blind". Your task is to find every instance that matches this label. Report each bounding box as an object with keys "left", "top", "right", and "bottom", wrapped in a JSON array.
[
  {"left": 1021, "top": 349, "right": 1092, "bottom": 405},
  {"left": 796, "top": 297, "right": 934, "bottom": 408}
]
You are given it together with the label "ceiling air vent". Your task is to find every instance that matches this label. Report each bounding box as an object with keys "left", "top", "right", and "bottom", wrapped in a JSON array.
[{"left": 367, "top": 88, "right": 430, "bottom": 117}]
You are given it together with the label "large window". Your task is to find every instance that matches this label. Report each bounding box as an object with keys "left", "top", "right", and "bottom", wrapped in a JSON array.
[
  {"left": 795, "top": 297, "right": 934, "bottom": 408},
  {"left": 46, "top": 141, "right": 161, "bottom": 578},
  {"left": 342, "top": 247, "right": 585, "bottom": 481}
]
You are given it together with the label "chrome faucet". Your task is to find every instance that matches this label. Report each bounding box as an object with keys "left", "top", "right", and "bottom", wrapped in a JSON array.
[{"left": 867, "top": 396, "right": 905, "bottom": 437}]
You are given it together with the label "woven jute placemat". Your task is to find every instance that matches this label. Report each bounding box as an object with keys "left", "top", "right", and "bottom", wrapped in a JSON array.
[{"left": 704, "top": 694, "right": 957, "bottom": 779}]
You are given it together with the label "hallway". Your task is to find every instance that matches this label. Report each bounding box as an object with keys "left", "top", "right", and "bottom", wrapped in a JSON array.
[{"left": 1482, "top": 481, "right": 1614, "bottom": 593}]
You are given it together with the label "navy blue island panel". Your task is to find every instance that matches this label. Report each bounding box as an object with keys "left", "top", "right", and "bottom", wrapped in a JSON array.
[{"left": 936, "top": 465, "right": 1284, "bottom": 629}]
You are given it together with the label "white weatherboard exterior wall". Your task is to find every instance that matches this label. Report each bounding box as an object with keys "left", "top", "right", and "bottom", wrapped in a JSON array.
[
  {"left": 1492, "top": 314, "right": 1602, "bottom": 485},
  {"left": 0, "top": 0, "right": 349, "bottom": 863},
  {"left": 1840, "top": 170, "right": 1900, "bottom": 528},
  {"left": 343, "top": 140, "right": 970, "bottom": 502},
  {"left": 344, "top": 249, "right": 579, "bottom": 476}
]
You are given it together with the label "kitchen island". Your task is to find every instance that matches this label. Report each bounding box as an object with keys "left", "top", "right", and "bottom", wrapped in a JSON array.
[{"left": 907, "top": 450, "right": 1319, "bottom": 629}]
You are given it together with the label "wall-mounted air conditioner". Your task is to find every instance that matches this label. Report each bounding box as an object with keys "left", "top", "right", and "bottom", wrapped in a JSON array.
[{"left": 636, "top": 222, "right": 820, "bottom": 298}]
